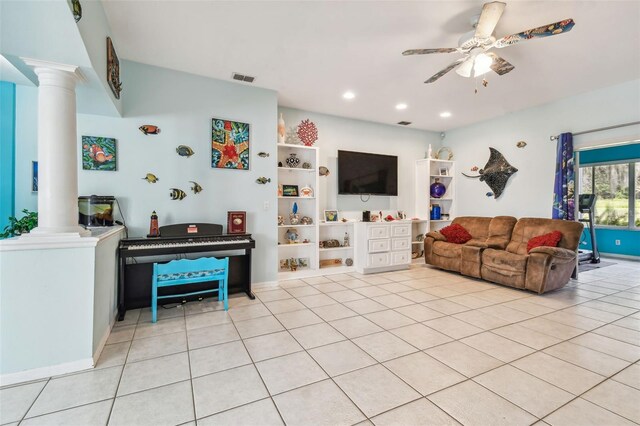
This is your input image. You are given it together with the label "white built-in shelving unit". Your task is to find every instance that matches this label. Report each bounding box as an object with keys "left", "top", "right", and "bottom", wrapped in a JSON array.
[
  {"left": 318, "top": 222, "right": 355, "bottom": 274},
  {"left": 413, "top": 158, "right": 456, "bottom": 261},
  {"left": 277, "top": 144, "right": 320, "bottom": 280}
]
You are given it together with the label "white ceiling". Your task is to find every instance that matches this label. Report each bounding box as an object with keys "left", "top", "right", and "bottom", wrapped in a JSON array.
[{"left": 102, "top": 1, "right": 640, "bottom": 131}]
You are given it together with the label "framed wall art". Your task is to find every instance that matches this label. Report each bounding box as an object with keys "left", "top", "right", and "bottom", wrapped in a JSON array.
[
  {"left": 211, "top": 118, "right": 250, "bottom": 170},
  {"left": 82, "top": 136, "right": 117, "bottom": 171},
  {"left": 227, "top": 211, "right": 247, "bottom": 234},
  {"left": 106, "top": 37, "right": 122, "bottom": 99},
  {"left": 282, "top": 184, "right": 299, "bottom": 197},
  {"left": 324, "top": 210, "right": 338, "bottom": 222}
]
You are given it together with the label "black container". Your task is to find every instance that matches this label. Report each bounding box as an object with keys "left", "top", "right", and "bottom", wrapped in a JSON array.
[
  {"left": 362, "top": 211, "right": 371, "bottom": 222},
  {"left": 79, "top": 195, "right": 115, "bottom": 226}
]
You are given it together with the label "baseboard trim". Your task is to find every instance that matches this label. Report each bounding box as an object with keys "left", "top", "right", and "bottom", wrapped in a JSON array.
[
  {"left": 600, "top": 252, "right": 640, "bottom": 261},
  {"left": 1, "top": 358, "right": 94, "bottom": 387},
  {"left": 92, "top": 316, "right": 116, "bottom": 365}
]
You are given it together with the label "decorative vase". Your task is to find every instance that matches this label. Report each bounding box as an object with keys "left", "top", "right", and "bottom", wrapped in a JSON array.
[
  {"left": 278, "top": 113, "right": 286, "bottom": 144},
  {"left": 289, "top": 213, "right": 300, "bottom": 225},
  {"left": 430, "top": 178, "right": 446, "bottom": 198},
  {"left": 430, "top": 204, "right": 441, "bottom": 220},
  {"left": 285, "top": 153, "right": 300, "bottom": 168}
]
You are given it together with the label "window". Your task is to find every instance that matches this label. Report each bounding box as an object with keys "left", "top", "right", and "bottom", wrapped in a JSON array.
[{"left": 579, "top": 161, "right": 638, "bottom": 229}]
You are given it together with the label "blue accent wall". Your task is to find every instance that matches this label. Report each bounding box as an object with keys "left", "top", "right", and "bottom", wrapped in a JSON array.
[
  {"left": 578, "top": 142, "right": 639, "bottom": 257},
  {"left": 579, "top": 143, "right": 640, "bottom": 164},
  {"left": 0, "top": 81, "right": 16, "bottom": 232}
]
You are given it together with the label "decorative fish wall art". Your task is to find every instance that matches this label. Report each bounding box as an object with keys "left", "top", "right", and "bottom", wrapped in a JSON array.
[
  {"left": 189, "top": 181, "right": 203, "bottom": 194},
  {"left": 139, "top": 125, "right": 160, "bottom": 135},
  {"left": 142, "top": 173, "right": 159, "bottom": 183},
  {"left": 256, "top": 177, "right": 271, "bottom": 184},
  {"left": 516, "top": 141, "right": 527, "bottom": 148},
  {"left": 170, "top": 188, "right": 187, "bottom": 200},
  {"left": 176, "top": 145, "right": 195, "bottom": 157},
  {"left": 462, "top": 147, "right": 518, "bottom": 199},
  {"left": 257, "top": 152, "right": 270, "bottom": 158}
]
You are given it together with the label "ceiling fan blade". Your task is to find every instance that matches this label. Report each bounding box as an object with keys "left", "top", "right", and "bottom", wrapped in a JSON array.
[
  {"left": 486, "top": 52, "right": 515, "bottom": 75},
  {"left": 494, "top": 18, "right": 575, "bottom": 48},
  {"left": 403, "top": 48, "right": 458, "bottom": 56},
  {"left": 425, "top": 58, "right": 467, "bottom": 83},
  {"left": 474, "top": 1, "right": 506, "bottom": 39}
]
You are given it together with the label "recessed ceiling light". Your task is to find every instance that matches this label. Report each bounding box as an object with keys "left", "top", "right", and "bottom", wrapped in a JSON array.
[
  {"left": 343, "top": 91, "right": 355, "bottom": 100},
  {"left": 440, "top": 111, "right": 452, "bottom": 118},
  {"left": 395, "top": 103, "right": 408, "bottom": 110}
]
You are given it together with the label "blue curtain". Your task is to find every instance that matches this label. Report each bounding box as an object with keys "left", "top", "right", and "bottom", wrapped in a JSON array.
[{"left": 552, "top": 132, "right": 575, "bottom": 220}]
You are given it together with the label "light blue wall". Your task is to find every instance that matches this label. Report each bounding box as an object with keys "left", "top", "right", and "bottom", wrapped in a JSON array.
[
  {"left": 76, "top": 61, "right": 279, "bottom": 283},
  {"left": 0, "top": 81, "right": 16, "bottom": 231},
  {"left": 1, "top": 246, "right": 95, "bottom": 375}
]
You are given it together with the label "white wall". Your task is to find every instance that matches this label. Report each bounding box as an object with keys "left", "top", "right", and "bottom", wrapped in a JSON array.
[
  {"left": 279, "top": 107, "right": 440, "bottom": 217},
  {"left": 443, "top": 79, "right": 640, "bottom": 218}
]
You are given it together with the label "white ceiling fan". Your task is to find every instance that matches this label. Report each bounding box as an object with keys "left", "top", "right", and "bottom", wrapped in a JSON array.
[{"left": 403, "top": 1, "right": 575, "bottom": 83}]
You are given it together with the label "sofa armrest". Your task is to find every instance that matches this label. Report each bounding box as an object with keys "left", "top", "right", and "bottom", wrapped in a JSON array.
[
  {"left": 426, "top": 231, "right": 446, "bottom": 242},
  {"left": 528, "top": 246, "right": 576, "bottom": 263}
]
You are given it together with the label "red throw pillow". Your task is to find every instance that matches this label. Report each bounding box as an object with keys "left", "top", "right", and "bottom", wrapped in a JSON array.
[
  {"left": 527, "top": 231, "right": 563, "bottom": 253},
  {"left": 440, "top": 223, "right": 472, "bottom": 244}
]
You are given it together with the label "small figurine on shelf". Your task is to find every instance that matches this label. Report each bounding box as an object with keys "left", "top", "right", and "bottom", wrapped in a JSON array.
[
  {"left": 148, "top": 211, "right": 160, "bottom": 237},
  {"left": 285, "top": 228, "right": 299, "bottom": 244},
  {"left": 278, "top": 215, "right": 284, "bottom": 226},
  {"left": 343, "top": 232, "right": 350, "bottom": 247}
]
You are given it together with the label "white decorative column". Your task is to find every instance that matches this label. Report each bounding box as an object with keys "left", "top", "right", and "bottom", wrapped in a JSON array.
[{"left": 22, "top": 59, "right": 89, "bottom": 237}]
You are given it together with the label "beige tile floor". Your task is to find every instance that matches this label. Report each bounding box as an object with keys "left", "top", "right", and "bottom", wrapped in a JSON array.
[{"left": 2, "top": 258, "right": 640, "bottom": 426}]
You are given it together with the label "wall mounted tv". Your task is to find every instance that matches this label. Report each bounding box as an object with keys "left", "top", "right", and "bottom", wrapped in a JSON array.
[{"left": 338, "top": 150, "right": 398, "bottom": 196}]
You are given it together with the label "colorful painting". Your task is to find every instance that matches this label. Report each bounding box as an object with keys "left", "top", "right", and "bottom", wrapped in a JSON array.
[
  {"left": 82, "top": 136, "right": 117, "bottom": 171},
  {"left": 211, "top": 118, "right": 250, "bottom": 170}
]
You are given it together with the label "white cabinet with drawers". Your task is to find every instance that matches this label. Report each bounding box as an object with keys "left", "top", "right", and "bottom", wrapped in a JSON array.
[{"left": 354, "top": 222, "right": 412, "bottom": 274}]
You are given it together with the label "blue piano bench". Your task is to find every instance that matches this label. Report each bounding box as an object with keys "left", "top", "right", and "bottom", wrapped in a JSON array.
[{"left": 151, "top": 257, "right": 229, "bottom": 323}]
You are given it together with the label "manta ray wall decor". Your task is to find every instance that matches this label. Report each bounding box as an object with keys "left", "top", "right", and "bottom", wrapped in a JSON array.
[{"left": 462, "top": 147, "right": 518, "bottom": 198}]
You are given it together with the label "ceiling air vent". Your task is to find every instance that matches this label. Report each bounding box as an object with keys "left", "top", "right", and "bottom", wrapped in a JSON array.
[
  {"left": 397, "top": 121, "right": 412, "bottom": 126},
  {"left": 232, "top": 72, "right": 255, "bottom": 83}
]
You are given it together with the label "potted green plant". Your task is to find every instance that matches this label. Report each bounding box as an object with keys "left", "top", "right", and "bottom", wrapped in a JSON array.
[{"left": 1, "top": 209, "right": 38, "bottom": 239}]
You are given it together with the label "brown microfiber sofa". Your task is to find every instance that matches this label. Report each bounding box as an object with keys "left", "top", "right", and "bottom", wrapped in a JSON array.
[{"left": 424, "top": 216, "right": 584, "bottom": 294}]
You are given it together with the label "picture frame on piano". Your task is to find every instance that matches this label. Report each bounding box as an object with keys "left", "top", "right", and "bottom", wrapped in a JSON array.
[{"left": 227, "top": 211, "right": 247, "bottom": 234}]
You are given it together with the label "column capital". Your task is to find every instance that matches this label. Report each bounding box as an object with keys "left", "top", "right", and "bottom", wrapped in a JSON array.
[{"left": 20, "top": 57, "right": 86, "bottom": 83}]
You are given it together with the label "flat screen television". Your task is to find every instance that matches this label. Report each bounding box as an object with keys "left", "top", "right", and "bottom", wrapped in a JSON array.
[{"left": 338, "top": 150, "right": 398, "bottom": 196}]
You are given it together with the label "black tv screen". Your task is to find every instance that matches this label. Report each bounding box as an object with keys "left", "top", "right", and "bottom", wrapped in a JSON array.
[{"left": 338, "top": 150, "right": 398, "bottom": 196}]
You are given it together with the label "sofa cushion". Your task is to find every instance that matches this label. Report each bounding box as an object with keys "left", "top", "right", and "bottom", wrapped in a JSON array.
[
  {"left": 486, "top": 216, "right": 518, "bottom": 249},
  {"left": 452, "top": 217, "right": 492, "bottom": 240},
  {"left": 527, "top": 230, "right": 563, "bottom": 253},
  {"left": 440, "top": 224, "right": 472, "bottom": 244},
  {"left": 507, "top": 218, "right": 583, "bottom": 255},
  {"left": 432, "top": 241, "right": 463, "bottom": 259}
]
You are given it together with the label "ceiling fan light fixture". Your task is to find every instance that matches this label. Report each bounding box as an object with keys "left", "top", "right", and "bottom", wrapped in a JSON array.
[{"left": 473, "top": 53, "right": 493, "bottom": 76}]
